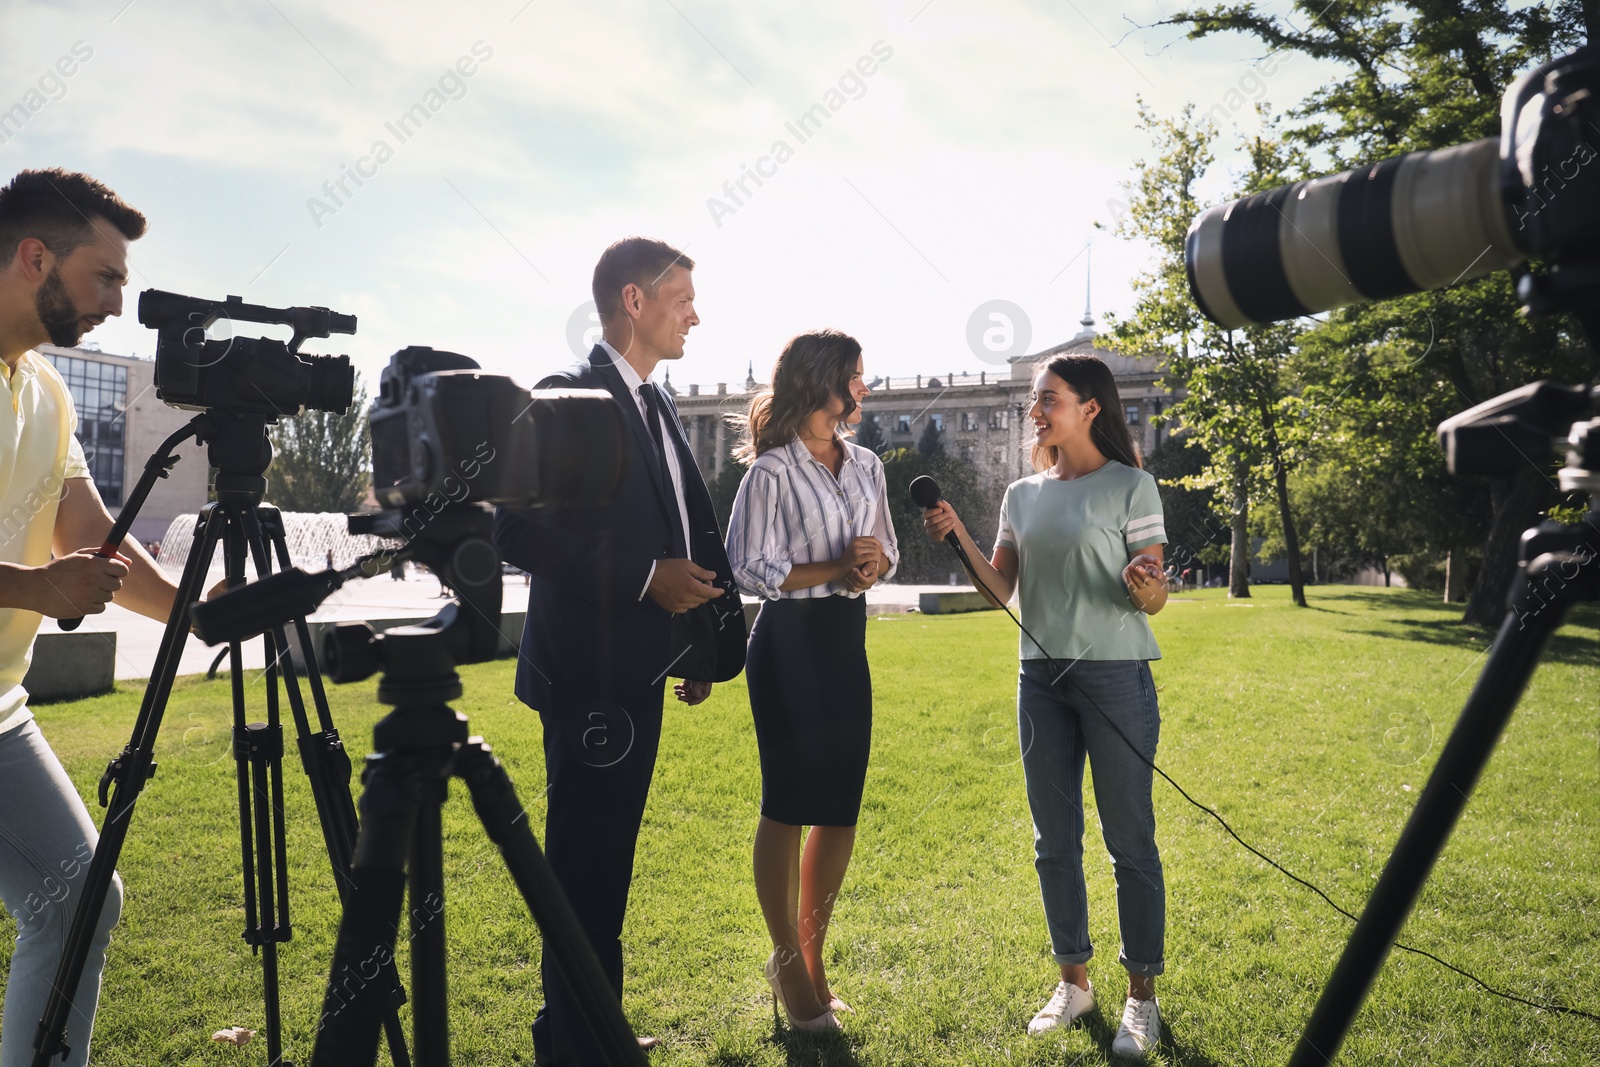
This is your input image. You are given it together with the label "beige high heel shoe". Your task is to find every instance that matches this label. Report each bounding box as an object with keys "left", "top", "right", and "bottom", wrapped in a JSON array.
[{"left": 764, "top": 951, "right": 841, "bottom": 1032}]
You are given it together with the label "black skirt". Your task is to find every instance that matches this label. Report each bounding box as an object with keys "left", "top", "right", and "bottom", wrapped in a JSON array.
[{"left": 746, "top": 594, "right": 872, "bottom": 827}]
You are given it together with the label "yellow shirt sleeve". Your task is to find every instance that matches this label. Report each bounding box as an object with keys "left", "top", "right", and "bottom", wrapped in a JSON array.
[{"left": 64, "top": 431, "right": 90, "bottom": 481}]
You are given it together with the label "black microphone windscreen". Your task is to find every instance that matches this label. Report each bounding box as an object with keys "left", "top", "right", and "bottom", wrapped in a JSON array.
[{"left": 908, "top": 475, "right": 942, "bottom": 509}]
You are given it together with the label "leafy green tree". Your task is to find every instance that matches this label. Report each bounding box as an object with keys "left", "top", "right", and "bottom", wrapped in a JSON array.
[
  {"left": 1158, "top": 0, "right": 1591, "bottom": 624},
  {"left": 1144, "top": 433, "right": 1230, "bottom": 576},
  {"left": 1105, "top": 103, "right": 1312, "bottom": 606},
  {"left": 267, "top": 376, "right": 371, "bottom": 512},
  {"left": 880, "top": 447, "right": 989, "bottom": 584},
  {"left": 708, "top": 458, "right": 747, "bottom": 536},
  {"left": 854, "top": 412, "right": 886, "bottom": 454}
]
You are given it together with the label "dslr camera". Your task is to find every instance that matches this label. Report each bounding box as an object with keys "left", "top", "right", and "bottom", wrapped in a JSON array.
[{"left": 368, "top": 345, "right": 625, "bottom": 512}]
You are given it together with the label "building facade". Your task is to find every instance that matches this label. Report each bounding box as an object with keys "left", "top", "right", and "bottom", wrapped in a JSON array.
[
  {"left": 38, "top": 344, "right": 211, "bottom": 547},
  {"left": 668, "top": 319, "right": 1178, "bottom": 489}
]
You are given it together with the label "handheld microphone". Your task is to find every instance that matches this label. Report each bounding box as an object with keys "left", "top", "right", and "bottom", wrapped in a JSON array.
[{"left": 908, "top": 475, "right": 974, "bottom": 571}]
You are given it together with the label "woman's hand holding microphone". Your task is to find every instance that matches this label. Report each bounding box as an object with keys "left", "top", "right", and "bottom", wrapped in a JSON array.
[{"left": 921, "top": 500, "right": 968, "bottom": 546}]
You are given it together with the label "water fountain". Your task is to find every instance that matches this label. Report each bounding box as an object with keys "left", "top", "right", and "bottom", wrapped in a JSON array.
[{"left": 156, "top": 511, "right": 398, "bottom": 577}]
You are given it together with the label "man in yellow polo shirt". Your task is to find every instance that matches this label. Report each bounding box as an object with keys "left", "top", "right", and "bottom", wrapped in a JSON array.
[{"left": 0, "top": 170, "right": 181, "bottom": 1067}]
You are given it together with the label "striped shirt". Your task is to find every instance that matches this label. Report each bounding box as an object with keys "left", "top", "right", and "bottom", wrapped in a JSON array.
[{"left": 727, "top": 437, "right": 899, "bottom": 600}]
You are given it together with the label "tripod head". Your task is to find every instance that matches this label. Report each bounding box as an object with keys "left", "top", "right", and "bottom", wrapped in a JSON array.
[
  {"left": 186, "top": 410, "right": 277, "bottom": 502},
  {"left": 189, "top": 502, "right": 504, "bottom": 682}
]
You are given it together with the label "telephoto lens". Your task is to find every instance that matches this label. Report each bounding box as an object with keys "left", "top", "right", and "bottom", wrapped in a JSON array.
[
  {"left": 1186, "top": 43, "right": 1600, "bottom": 330},
  {"left": 1185, "top": 139, "right": 1523, "bottom": 329}
]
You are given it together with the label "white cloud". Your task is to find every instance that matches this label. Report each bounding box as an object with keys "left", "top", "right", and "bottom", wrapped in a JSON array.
[{"left": 1, "top": 0, "right": 1349, "bottom": 390}]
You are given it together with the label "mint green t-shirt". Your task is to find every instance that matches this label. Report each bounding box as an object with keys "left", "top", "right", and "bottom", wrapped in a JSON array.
[{"left": 995, "top": 460, "right": 1166, "bottom": 662}]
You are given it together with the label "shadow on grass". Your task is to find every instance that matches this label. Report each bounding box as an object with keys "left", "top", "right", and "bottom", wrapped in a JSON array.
[
  {"left": 743, "top": 1024, "right": 863, "bottom": 1067},
  {"left": 1075, "top": 1011, "right": 1228, "bottom": 1067},
  {"left": 1348, "top": 622, "right": 1600, "bottom": 668}
]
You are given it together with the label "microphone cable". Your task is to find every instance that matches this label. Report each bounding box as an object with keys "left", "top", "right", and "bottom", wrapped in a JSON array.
[{"left": 926, "top": 502, "right": 1599, "bottom": 1024}]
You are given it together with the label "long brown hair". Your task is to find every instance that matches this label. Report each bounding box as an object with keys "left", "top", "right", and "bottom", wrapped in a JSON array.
[
  {"left": 732, "top": 329, "right": 862, "bottom": 462},
  {"left": 1029, "top": 354, "right": 1142, "bottom": 472}
]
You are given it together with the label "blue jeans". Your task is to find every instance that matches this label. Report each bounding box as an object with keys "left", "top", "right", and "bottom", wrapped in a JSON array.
[
  {"left": 0, "top": 718, "right": 123, "bottom": 1067},
  {"left": 1018, "top": 659, "right": 1165, "bottom": 976}
]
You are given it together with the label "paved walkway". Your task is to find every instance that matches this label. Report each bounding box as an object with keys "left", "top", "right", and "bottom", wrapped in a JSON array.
[{"left": 43, "top": 572, "right": 977, "bottom": 681}]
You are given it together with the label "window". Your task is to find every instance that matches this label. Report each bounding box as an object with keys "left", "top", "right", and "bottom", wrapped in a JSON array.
[
  {"left": 930, "top": 413, "right": 944, "bottom": 431},
  {"left": 896, "top": 414, "right": 911, "bottom": 433},
  {"left": 991, "top": 407, "right": 1009, "bottom": 429},
  {"left": 960, "top": 444, "right": 973, "bottom": 463},
  {"left": 45, "top": 354, "right": 127, "bottom": 507},
  {"left": 961, "top": 411, "right": 977, "bottom": 431},
  {"left": 1126, "top": 403, "right": 1141, "bottom": 425}
]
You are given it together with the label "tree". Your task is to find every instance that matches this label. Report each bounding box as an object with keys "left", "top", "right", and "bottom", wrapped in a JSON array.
[
  {"left": 1105, "top": 103, "right": 1312, "bottom": 605},
  {"left": 267, "top": 376, "right": 371, "bottom": 512},
  {"left": 1144, "top": 433, "right": 1230, "bottom": 578},
  {"left": 854, "top": 413, "right": 886, "bottom": 454},
  {"left": 880, "top": 447, "right": 989, "bottom": 584},
  {"left": 916, "top": 418, "right": 945, "bottom": 458},
  {"left": 1158, "top": 1, "right": 1591, "bottom": 624},
  {"left": 708, "top": 458, "right": 747, "bottom": 536}
]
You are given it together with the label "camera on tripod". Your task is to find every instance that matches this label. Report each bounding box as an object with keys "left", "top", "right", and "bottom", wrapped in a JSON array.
[
  {"left": 140, "top": 288, "right": 357, "bottom": 417},
  {"left": 1178, "top": 33, "right": 1600, "bottom": 1067},
  {"left": 185, "top": 346, "right": 645, "bottom": 1066},
  {"left": 192, "top": 344, "right": 630, "bottom": 668}
]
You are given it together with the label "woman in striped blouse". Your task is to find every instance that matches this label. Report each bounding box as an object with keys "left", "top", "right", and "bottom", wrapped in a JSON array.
[{"left": 726, "top": 329, "right": 898, "bottom": 1033}]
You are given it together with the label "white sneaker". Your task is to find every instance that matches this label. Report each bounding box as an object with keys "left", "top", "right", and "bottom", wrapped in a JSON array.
[
  {"left": 1111, "top": 996, "right": 1160, "bottom": 1058},
  {"left": 1026, "top": 980, "right": 1094, "bottom": 1035}
]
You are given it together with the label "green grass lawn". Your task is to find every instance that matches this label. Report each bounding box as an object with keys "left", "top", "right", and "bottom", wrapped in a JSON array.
[{"left": 4, "top": 585, "right": 1600, "bottom": 1065}]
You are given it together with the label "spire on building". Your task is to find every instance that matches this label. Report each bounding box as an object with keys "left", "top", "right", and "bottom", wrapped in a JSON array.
[
  {"left": 1071, "top": 243, "right": 1095, "bottom": 345},
  {"left": 745, "top": 360, "right": 758, "bottom": 392},
  {"left": 663, "top": 368, "right": 676, "bottom": 396}
]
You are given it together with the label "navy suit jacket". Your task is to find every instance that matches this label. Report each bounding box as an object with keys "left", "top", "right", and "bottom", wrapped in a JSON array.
[{"left": 494, "top": 346, "right": 747, "bottom": 714}]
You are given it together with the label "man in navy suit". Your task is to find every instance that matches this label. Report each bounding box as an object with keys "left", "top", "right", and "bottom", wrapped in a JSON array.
[{"left": 495, "top": 237, "right": 747, "bottom": 1066}]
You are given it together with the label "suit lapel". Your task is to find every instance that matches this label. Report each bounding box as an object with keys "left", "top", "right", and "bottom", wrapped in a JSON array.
[{"left": 589, "top": 346, "right": 678, "bottom": 526}]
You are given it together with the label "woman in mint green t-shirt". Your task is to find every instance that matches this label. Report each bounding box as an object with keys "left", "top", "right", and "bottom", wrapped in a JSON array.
[{"left": 923, "top": 354, "right": 1169, "bottom": 1059}]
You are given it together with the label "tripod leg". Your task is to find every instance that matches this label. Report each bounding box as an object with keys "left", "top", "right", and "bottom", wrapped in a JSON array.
[
  {"left": 31, "top": 506, "right": 228, "bottom": 1067},
  {"left": 222, "top": 516, "right": 293, "bottom": 1067},
  {"left": 252, "top": 509, "right": 412, "bottom": 1067},
  {"left": 1289, "top": 599, "right": 1572, "bottom": 1065},
  {"left": 456, "top": 738, "right": 648, "bottom": 1067},
  {"left": 311, "top": 751, "right": 428, "bottom": 1067},
  {"left": 410, "top": 772, "right": 451, "bottom": 1063}
]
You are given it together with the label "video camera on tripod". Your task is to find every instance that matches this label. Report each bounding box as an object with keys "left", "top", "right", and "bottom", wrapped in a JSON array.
[
  {"left": 189, "top": 345, "right": 647, "bottom": 1066},
  {"left": 1181, "top": 30, "right": 1600, "bottom": 1067},
  {"left": 142, "top": 288, "right": 356, "bottom": 416}
]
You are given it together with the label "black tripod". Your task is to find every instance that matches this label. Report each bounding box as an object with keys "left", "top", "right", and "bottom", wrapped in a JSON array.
[
  {"left": 31, "top": 411, "right": 409, "bottom": 1067},
  {"left": 309, "top": 621, "right": 646, "bottom": 1067},
  {"left": 1288, "top": 270, "right": 1600, "bottom": 1064},
  {"left": 187, "top": 528, "right": 649, "bottom": 1067}
]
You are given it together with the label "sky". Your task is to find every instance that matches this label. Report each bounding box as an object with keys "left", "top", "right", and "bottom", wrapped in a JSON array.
[{"left": 1, "top": 0, "right": 1344, "bottom": 394}]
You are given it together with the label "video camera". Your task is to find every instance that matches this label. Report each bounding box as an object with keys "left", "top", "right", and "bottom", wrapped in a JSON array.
[
  {"left": 140, "top": 288, "right": 357, "bottom": 417},
  {"left": 193, "top": 345, "right": 629, "bottom": 669}
]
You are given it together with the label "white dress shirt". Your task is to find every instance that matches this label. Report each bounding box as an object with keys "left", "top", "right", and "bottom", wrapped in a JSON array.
[
  {"left": 727, "top": 436, "right": 899, "bottom": 600},
  {"left": 598, "top": 340, "right": 693, "bottom": 600}
]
